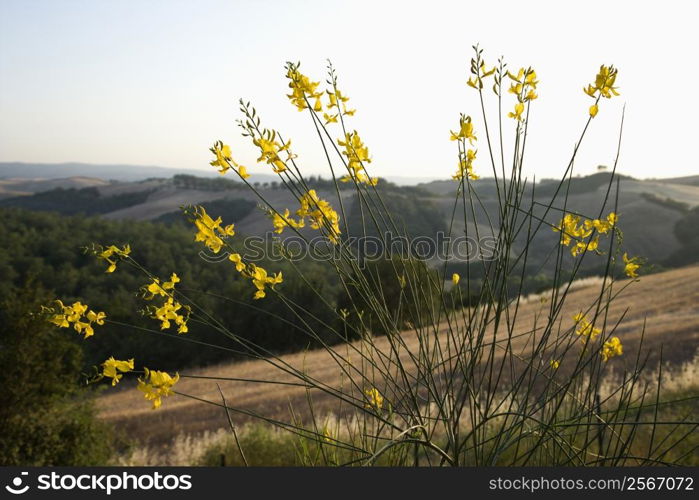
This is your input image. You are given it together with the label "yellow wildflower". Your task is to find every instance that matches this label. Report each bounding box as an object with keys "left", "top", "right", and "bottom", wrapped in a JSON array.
[
  {"left": 573, "top": 313, "right": 601, "bottom": 344},
  {"left": 337, "top": 131, "right": 377, "bottom": 185},
  {"left": 452, "top": 149, "right": 478, "bottom": 181},
  {"left": 102, "top": 357, "right": 134, "bottom": 386},
  {"left": 152, "top": 297, "right": 190, "bottom": 333},
  {"left": 450, "top": 114, "right": 477, "bottom": 144},
  {"left": 623, "top": 253, "right": 641, "bottom": 278},
  {"left": 589, "top": 104, "right": 599, "bottom": 118},
  {"left": 190, "top": 206, "right": 235, "bottom": 254},
  {"left": 554, "top": 212, "right": 617, "bottom": 257},
  {"left": 249, "top": 264, "right": 283, "bottom": 300},
  {"left": 286, "top": 63, "right": 323, "bottom": 111},
  {"left": 269, "top": 208, "right": 305, "bottom": 234},
  {"left": 45, "top": 300, "right": 106, "bottom": 339},
  {"left": 550, "top": 359, "right": 560, "bottom": 370},
  {"left": 144, "top": 273, "right": 180, "bottom": 300},
  {"left": 601, "top": 336, "right": 623, "bottom": 362},
  {"left": 583, "top": 65, "right": 620, "bottom": 100},
  {"left": 97, "top": 244, "right": 131, "bottom": 273},
  {"left": 364, "top": 387, "right": 384, "bottom": 410},
  {"left": 228, "top": 252, "right": 245, "bottom": 272},
  {"left": 297, "top": 189, "right": 342, "bottom": 243},
  {"left": 452, "top": 273, "right": 460, "bottom": 285},
  {"left": 209, "top": 140, "right": 250, "bottom": 179},
  {"left": 138, "top": 368, "right": 180, "bottom": 410},
  {"left": 252, "top": 133, "right": 293, "bottom": 173},
  {"left": 508, "top": 102, "right": 525, "bottom": 121}
]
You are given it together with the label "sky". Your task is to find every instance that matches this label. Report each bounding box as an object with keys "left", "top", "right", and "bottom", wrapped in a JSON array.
[{"left": 0, "top": 0, "right": 697, "bottom": 182}]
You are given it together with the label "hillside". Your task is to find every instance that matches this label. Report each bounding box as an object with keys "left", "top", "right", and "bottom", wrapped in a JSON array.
[
  {"left": 97, "top": 264, "right": 699, "bottom": 445},
  {"left": 2, "top": 171, "right": 699, "bottom": 272}
]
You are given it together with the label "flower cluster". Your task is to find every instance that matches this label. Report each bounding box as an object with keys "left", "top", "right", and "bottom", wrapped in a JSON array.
[
  {"left": 466, "top": 51, "right": 495, "bottom": 90},
  {"left": 553, "top": 212, "right": 617, "bottom": 257},
  {"left": 252, "top": 131, "right": 293, "bottom": 174},
  {"left": 323, "top": 88, "right": 355, "bottom": 124},
  {"left": 96, "top": 244, "right": 131, "bottom": 273},
  {"left": 142, "top": 273, "right": 190, "bottom": 334},
  {"left": 449, "top": 114, "right": 477, "bottom": 144},
  {"left": 601, "top": 336, "right": 623, "bottom": 362},
  {"left": 364, "top": 387, "right": 384, "bottom": 410},
  {"left": 286, "top": 63, "right": 323, "bottom": 112},
  {"left": 45, "top": 300, "right": 106, "bottom": 339},
  {"left": 337, "top": 131, "right": 378, "bottom": 185},
  {"left": 138, "top": 368, "right": 180, "bottom": 410},
  {"left": 190, "top": 205, "right": 235, "bottom": 254},
  {"left": 298, "top": 189, "right": 342, "bottom": 243},
  {"left": 209, "top": 140, "right": 250, "bottom": 179},
  {"left": 506, "top": 67, "right": 538, "bottom": 121},
  {"left": 452, "top": 149, "right": 478, "bottom": 181},
  {"left": 623, "top": 252, "right": 641, "bottom": 278},
  {"left": 573, "top": 312, "right": 602, "bottom": 344},
  {"left": 584, "top": 65, "right": 620, "bottom": 117},
  {"left": 269, "top": 208, "right": 305, "bottom": 234},
  {"left": 101, "top": 357, "right": 134, "bottom": 386},
  {"left": 450, "top": 114, "right": 479, "bottom": 181},
  {"left": 227, "top": 252, "right": 283, "bottom": 300}
]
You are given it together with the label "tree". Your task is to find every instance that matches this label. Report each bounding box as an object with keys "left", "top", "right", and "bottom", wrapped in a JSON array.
[{"left": 0, "top": 283, "right": 113, "bottom": 465}]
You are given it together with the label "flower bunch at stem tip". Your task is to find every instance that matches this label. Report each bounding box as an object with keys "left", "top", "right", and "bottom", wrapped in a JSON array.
[
  {"left": 44, "top": 300, "right": 106, "bottom": 339},
  {"left": 209, "top": 140, "right": 250, "bottom": 179}
]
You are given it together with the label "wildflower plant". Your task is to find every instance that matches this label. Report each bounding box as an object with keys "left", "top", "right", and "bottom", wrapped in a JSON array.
[{"left": 43, "top": 45, "right": 698, "bottom": 466}]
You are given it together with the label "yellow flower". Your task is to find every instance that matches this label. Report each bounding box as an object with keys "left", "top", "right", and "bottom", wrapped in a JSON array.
[
  {"left": 269, "top": 208, "right": 305, "bottom": 234},
  {"left": 144, "top": 273, "right": 180, "bottom": 300},
  {"left": 138, "top": 368, "right": 180, "bottom": 410},
  {"left": 209, "top": 140, "right": 250, "bottom": 179},
  {"left": 337, "top": 131, "right": 377, "bottom": 185},
  {"left": 452, "top": 149, "right": 478, "bottom": 181},
  {"left": 583, "top": 65, "right": 620, "bottom": 99},
  {"left": 297, "top": 189, "right": 341, "bottom": 243},
  {"left": 601, "top": 336, "right": 623, "bottom": 361},
  {"left": 102, "top": 357, "right": 134, "bottom": 386},
  {"left": 151, "top": 297, "right": 190, "bottom": 333},
  {"left": 97, "top": 244, "right": 131, "bottom": 273},
  {"left": 508, "top": 102, "right": 525, "bottom": 121},
  {"left": 249, "top": 264, "right": 283, "bottom": 300},
  {"left": 450, "top": 114, "right": 477, "bottom": 144},
  {"left": 286, "top": 63, "right": 323, "bottom": 111},
  {"left": 452, "top": 273, "right": 460, "bottom": 285},
  {"left": 589, "top": 104, "right": 599, "bottom": 118},
  {"left": 252, "top": 134, "right": 292, "bottom": 173},
  {"left": 623, "top": 253, "right": 641, "bottom": 278},
  {"left": 550, "top": 359, "right": 560, "bottom": 370},
  {"left": 573, "top": 313, "right": 601, "bottom": 344},
  {"left": 190, "top": 206, "right": 235, "bottom": 254},
  {"left": 364, "top": 387, "right": 384, "bottom": 410},
  {"left": 554, "top": 212, "right": 617, "bottom": 257},
  {"left": 228, "top": 252, "right": 245, "bottom": 272},
  {"left": 45, "top": 300, "right": 106, "bottom": 339}
]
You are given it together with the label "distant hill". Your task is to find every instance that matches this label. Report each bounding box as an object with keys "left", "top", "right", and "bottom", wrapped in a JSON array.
[
  {"left": 2, "top": 171, "right": 699, "bottom": 273},
  {"left": 0, "top": 161, "right": 278, "bottom": 184}
]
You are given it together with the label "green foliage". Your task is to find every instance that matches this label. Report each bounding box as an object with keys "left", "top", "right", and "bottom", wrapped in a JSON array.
[
  {"left": 346, "top": 191, "right": 446, "bottom": 240},
  {"left": 0, "top": 207, "right": 343, "bottom": 370},
  {"left": 0, "top": 284, "right": 113, "bottom": 466},
  {"left": 640, "top": 192, "right": 689, "bottom": 214},
  {"left": 536, "top": 172, "right": 634, "bottom": 197},
  {"left": 666, "top": 205, "right": 699, "bottom": 266},
  {"left": 0, "top": 187, "right": 154, "bottom": 215}
]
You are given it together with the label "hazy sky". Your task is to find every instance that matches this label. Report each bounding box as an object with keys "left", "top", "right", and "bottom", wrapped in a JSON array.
[{"left": 0, "top": 0, "right": 696, "bottom": 181}]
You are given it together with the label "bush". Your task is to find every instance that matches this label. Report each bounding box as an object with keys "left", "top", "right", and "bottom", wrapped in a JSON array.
[{"left": 0, "top": 283, "right": 113, "bottom": 465}]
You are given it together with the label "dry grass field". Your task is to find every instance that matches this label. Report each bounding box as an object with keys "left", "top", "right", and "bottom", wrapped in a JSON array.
[{"left": 99, "top": 265, "right": 699, "bottom": 448}]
